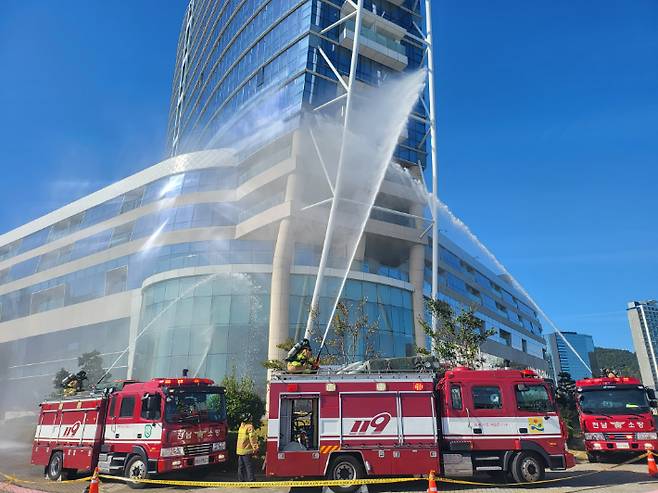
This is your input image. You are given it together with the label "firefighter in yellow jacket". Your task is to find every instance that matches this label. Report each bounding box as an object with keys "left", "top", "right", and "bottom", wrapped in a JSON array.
[
  {"left": 237, "top": 413, "right": 259, "bottom": 482},
  {"left": 286, "top": 339, "right": 319, "bottom": 373}
]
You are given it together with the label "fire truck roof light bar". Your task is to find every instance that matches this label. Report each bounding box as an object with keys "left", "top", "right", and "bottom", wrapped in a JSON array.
[{"left": 157, "top": 378, "right": 214, "bottom": 386}]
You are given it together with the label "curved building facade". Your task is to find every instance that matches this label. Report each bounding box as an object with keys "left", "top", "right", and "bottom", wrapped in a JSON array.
[
  {"left": 0, "top": 144, "right": 422, "bottom": 413},
  {"left": 0, "top": 0, "right": 548, "bottom": 416},
  {"left": 0, "top": 139, "right": 547, "bottom": 415}
]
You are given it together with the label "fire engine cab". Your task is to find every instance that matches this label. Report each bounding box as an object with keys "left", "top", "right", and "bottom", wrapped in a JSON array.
[
  {"left": 31, "top": 378, "right": 227, "bottom": 485},
  {"left": 265, "top": 365, "right": 574, "bottom": 488},
  {"left": 576, "top": 375, "right": 658, "bottom": 462}
]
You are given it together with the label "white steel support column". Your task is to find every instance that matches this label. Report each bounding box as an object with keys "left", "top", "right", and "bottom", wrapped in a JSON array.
[
  {"left": 424, "top": 0, "right": 440, "bottom": 342},
  {"left": 304, "top": 0, "right": 364, "bottom": 340}
]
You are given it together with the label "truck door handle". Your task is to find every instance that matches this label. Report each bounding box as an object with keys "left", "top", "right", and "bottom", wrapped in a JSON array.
[
  {"left": 115, "top": 434, "right": 120, "bottom": 439},
  {"left": 519, "top": 428, "right": 528, "bottom": 434},
  {"left": 473, "top": 428, "right": 483, "bottom": 434}
]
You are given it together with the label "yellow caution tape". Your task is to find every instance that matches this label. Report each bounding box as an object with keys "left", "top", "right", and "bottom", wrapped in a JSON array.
[
  {"left": 0, "top": 472, "right": 91, "bottom": 485},
  {"left": 1, "top": 452, "right": 652, "bottom": 489},
  {"left": 99, "top": 452, "right": 651, "bottom": 488},
  {"left": 99, "top": 475, "right": 419, "bottom": 488}
]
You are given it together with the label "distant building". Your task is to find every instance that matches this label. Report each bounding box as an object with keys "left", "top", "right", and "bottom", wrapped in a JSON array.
[
  {"left": 547, "top": 331, "right": 595, "bottom": 381},
  {"left": 627, "top": 300, "right": 658, "bottom": 388}
]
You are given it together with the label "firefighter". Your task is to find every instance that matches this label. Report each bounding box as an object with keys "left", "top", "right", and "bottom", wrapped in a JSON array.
[
  {"left": 62, "top": 370, "right": 87, "bottom": 397},
  {"left": 285, "top": 339, "right": 319, "bottom": 374},
  {"left": 237, "top": 413, "right": 259, "bottom": 482}
]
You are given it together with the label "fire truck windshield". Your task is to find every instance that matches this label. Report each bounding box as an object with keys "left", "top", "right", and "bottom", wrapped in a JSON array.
[
  {"left": 579, "top": 388, "right": 650, "bottom": 415},
  {"left": 164, "top": 390, "right": 226, "bottom": 424}
]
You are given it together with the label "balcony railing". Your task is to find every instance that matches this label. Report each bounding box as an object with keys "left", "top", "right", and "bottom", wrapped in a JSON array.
[{"left": 340, "top": 21, "right": 408, "bottom": 71}]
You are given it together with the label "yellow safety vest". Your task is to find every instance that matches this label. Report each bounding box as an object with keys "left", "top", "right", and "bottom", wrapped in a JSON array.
[{"left": 237, "top": 423, "right": 258, "bottom": 455}]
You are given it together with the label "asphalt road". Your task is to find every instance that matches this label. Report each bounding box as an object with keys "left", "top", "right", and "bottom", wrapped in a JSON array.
[{"left": 2, "top": 443, "right": 658, "bottom": 493}]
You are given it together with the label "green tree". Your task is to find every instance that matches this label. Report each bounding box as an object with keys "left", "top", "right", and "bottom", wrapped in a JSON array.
[
  {"left": 555, "top": 371, "right": 579, "bottom": 438},
  {"left": 418, "top": 298, "right": 494, "bottom": 368},
  {"left": 221, "top": 371, "right": 265, "bottom": 430},
  {"left": 263, "top": 300, "right": 379, "bottom": 370},
  {"left": 49, "top": 350, "right": 110, "bottom": 400},
  {"left": 592, "top": 347, "right": 641, "bottom": 379},
  {"left": 321, "top": 301, "right": 379, "bottom": 366},
  {"left": 262, "top": 339, "right": 295, "bottom": 371},
  {"left": 78, "top": 350, "right": 109, "bottom": 387}
]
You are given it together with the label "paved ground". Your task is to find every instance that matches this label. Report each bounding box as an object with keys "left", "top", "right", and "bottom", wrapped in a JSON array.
[{"left": 2, "top": 443, "right": 658, "bottom": 493}]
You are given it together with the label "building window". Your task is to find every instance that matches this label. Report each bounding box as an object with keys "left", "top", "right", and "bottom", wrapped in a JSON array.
[
  {"left": 499, "top": 329, "right": 512, "bottom": 346},
  {"left": 30, "top": 284, "right": 66, "bottom": 314},
  {"left": 121, "top": 188, "right": 145, "bottom": 214},
  {"left": 110, "top": 223, "right": 135, "bottom": 248},
  {"left": 522, "top": 339, "right": 528, "bottom": 353},
  {"left": 105, "top": 266, "right": 128, "bottom": 296}
]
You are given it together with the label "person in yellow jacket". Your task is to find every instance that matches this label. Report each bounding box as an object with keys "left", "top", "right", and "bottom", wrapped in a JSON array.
[
  {"left": 286, "top": 339, "right": 319, "bottom": 374},
  {"left": 237, "top": 413, "right": 259, "bottom": 482}
]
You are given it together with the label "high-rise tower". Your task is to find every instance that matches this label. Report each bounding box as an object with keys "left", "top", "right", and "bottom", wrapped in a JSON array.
[
  {"left": 628, "top": 300, "right": 658, "bottom": 388},
  {"left": 165, "top": 0, "right": 427, "bottom": 169},
  {"left": 546, "top": 331, "right": 595, "bottom": 381}
]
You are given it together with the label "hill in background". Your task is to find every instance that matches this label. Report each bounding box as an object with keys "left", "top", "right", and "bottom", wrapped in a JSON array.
[{"left": 592, "top": 346, "right": 641, "bottom": 379}]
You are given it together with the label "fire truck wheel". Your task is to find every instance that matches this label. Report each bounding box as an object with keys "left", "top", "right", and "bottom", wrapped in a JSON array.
[
  {"left": 511, "top": 452, "right": 545, "bottom": 483},
  {"left": 327, "top": 455, "right": 365, "bottom": 493},
  {"left": 586, "top": 452, "right": 599, "bottom": 463},
  {"left": 47, "top": 451, "right": 68, "bottom": 481},
  {"left": 124, "top": 455, "right": 149, "bottom": 489}
]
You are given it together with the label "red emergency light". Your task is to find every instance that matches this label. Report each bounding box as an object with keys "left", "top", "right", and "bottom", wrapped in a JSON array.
[
  {"left": 287, "top": 383, "right": 299, "bottom": 392},
  {"left": 577, "top": 376, "right": 640, "bottom": 387},
  {"left": 157, "top": 378, "right": 213, "bottom": 386}
]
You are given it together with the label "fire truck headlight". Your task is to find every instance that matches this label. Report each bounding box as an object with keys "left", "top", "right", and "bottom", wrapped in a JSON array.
[
  {"left": 161, "top": 446, "right": 185, "bottom": 457},
  {"left": 636, "top": 432, "right": 658, "bottom": 440},
  {"left": 584, "top": 433, "right": 605, "bottom": 441},
  {"left": 212, "top": 441, "right": 226, "bottom": 452}
]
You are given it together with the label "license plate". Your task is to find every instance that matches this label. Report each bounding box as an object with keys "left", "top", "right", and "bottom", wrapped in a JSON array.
[
  {"left": 616, "top": 443, "right": 630, "bottom": 449},
  {"left": 194, "top": 455, "right": 209, "bottom": 466}
]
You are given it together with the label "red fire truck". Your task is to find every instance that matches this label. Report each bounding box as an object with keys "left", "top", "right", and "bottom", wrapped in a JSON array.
[
  {"left": 32, "top": 378, "right": 228, "bottom": 484},
  {"left": 576, "top": 376, "right": 658, "bottom": 462},
  {"left": 265, "top": 366, "right": 574, "bottom": 488}
]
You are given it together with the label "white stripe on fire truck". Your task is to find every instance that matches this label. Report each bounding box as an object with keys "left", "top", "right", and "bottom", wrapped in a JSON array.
[
  {"left": 103, "top": 423, "right": 163, "bottom": 442},
  {"left": 441, "top": 416, "right": 562, "bottom": 436},
  {"left": 443, "top": 434, "right": 563, "bottom": 440},
  {"left": 267, "top": 417, "right": 437, "bottom": 438},
  {"left": 35, "top": 424, "right": 99, "bottom": 442}
]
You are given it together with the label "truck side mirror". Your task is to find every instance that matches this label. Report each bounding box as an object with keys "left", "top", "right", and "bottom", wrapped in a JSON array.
[
  {"left": 142, "top": 394, "right": 161, "bottom": 420},
  {"left": 647, "top": 388, "right": 656, "bottom": 400},
  {"left": 650, "top": 399, "right": 658, "bottom": 408}
]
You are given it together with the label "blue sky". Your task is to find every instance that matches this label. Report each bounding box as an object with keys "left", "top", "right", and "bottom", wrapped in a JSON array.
[{"left": 0, "top": 1, "right": 656, "bottom": 351}]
